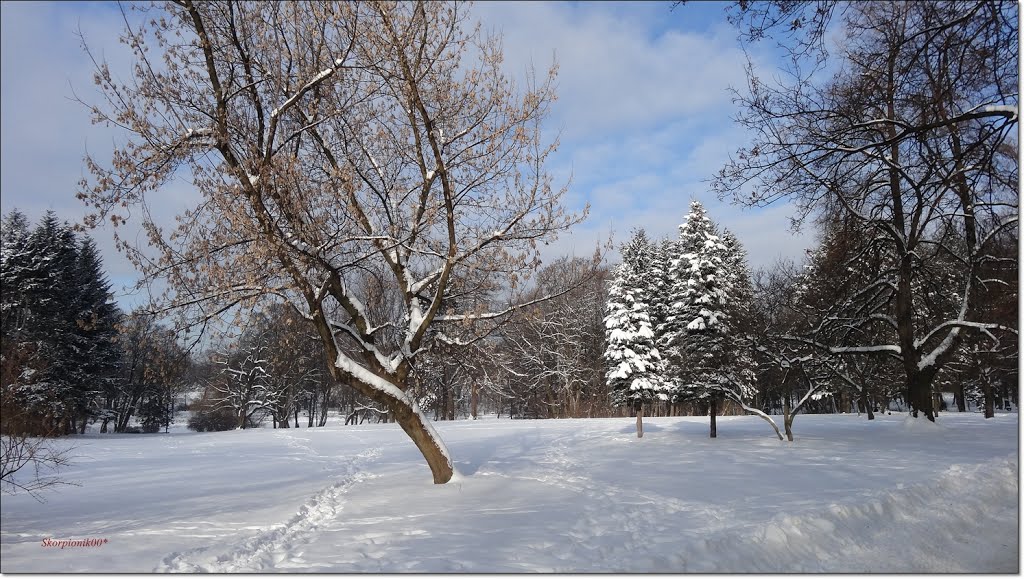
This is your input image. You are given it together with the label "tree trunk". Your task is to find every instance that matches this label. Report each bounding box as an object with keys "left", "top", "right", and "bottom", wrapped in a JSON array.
[
  {"left": 390, "top": 399, "right": 453, "bottom": 484},
  {"left": 470, "top": 382, "right": 479, "bottom": 420},
  {"left": 318, "top": 389, "right": 330, "bottom": 427},
  {"left": 907, "top": 371, "right": 936, "bottom": 422},
  {"left": 982, "top": 380, "right": 995, "bottom": 419},
  {"left": 635, "top": 402, "right": 644, "bottom": 439},
  {"left": 860, "top": 388, "right": 875, "bottom": 420},
  {"left": 709, "top": 398, "right": 717, "bottom": 439},
  {"left": 955, "top": 384, "right": 967, "bottom": 412},
  {"left": 782, "top": 392, "right": 794, "bottom": 441}
]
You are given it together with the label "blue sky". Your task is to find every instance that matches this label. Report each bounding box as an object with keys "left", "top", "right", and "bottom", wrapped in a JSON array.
[{"left": 0, "top": 1, "right": 813, "bottom": 305}]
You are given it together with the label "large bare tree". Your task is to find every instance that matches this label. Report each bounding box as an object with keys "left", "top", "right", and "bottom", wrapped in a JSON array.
[
  {"left": 715, "top": 1, "right": 1018, "bottom": 421},
  {"left": 79, "top": 1, "right": 584, "bottom": 483}
]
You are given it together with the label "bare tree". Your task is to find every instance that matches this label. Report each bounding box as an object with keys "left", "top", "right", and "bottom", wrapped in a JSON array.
[
  {"left": 0, "top": 434, "right": 78, "bottom": 502},
  {"left": 80, "top": 1, "right": 584, "bottom": 483},
  {"left": 503, "top": 258, "right": 609, "bottom": 419},
  {"left": 715, "top": 1, "right": 1018, "bottom": 421}
]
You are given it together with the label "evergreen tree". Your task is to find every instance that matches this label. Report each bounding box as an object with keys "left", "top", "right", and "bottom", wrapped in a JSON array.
[
  {"left": 0, "top": 210, "right": 121, "bottom": 435},
  {"left": 659, "top": 201, "right": 723, "bottom": 400},
  {"left": 604, "top": 229, "right": 668, "bottom": 437},
  {"left": 17, "top": 212, "right": 81, "bottom": 431},
  {"left": 68, "top": 238, "right": 123, "bottom": 432},
  {"left": 660, "top": 202, "right": 780, "bottom": 438},
  {"left": 718, "top": 229, "right": 757, "bottom": 398},
  {"left": 0, "top": 211, "right": 32, "bottom": 336},
  {"left": 711, "top": 229, "right": 783, "bottom": 439},
  {"left": 648, "top": 237, "right": 677, "bottom": 390}
]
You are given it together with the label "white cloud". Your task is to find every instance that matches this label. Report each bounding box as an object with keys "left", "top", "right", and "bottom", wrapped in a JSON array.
[
  {"left": 473, "top": 2, "right": 750, "bottom": 143},
  {"left": 470, "top": 2, "right": 811, "bottom": 271}
]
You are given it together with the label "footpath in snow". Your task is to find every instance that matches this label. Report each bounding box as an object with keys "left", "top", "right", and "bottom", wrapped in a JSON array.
[{"left": 0, "top": 412, "right": 1017, "bottom": 573}]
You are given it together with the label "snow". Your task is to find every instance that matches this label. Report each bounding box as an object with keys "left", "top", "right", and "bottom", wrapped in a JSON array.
[
  {"left": 983, "top": 104, "right": 1018, "bottom": 117},
  {"left": 0, "top": 412, "right": 1017, "bottom": 573}
]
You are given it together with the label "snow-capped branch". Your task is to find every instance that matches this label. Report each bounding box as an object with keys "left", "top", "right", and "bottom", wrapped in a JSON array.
[
  {"left": 434, "top": 283, "right": 581, "bottom": 323},
  {"left": 720, "top": 386, "right": 784, "bottom": 441},
  {"left": 782, "top": 335, "right": 902, "bottom": 357},
  {"left": 270, "top": 62, "right": 342, "bottom": 120}
]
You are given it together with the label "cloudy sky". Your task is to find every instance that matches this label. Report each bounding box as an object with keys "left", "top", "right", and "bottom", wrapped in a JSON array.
[{"left": 0, "top": 1, "right": 814, "bottom": 306}]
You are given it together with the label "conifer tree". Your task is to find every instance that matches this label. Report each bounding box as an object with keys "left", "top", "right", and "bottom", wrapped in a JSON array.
[
  {"left": 660, "top": 202, "right": 781, "bottom": 439},
  {"left": 69, "top": 238, "right": 123, "bottom": 432},
  {"left": 659, "top": 202, "right": 723, "bottom": 402},
  {"left": 0, "top": 210, "right": 122, "bottom": 435},
  {"left": 604, "top": 229, "right": 668, "bottom": 437}
]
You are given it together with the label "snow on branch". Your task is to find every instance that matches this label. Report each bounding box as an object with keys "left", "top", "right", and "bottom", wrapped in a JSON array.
[
  {"left": 434, "top": 283, "right": 582, "bottom": 324},
  {"left": 270, "top": 61, "right": 343, "bottom": 120},
  {"left": 782, "top": 335, "right": 902, "bottom": 357}
]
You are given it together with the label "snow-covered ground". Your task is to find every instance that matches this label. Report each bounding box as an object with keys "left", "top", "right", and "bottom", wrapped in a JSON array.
[{"left": 1, "top": 412, "right": 1018, "bottom": 573}]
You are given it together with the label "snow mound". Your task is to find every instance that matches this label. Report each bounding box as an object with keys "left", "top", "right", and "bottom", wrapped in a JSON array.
[
  {"left": 901, "top": 415, "right": 943, "bottom": 431},
  {"left": 662, "top": 455, "right": 1017, "bottom": 573}
]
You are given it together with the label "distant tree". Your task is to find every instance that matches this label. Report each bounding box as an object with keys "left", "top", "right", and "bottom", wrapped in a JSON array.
[
  {"left": 68, "top": 238, "right": 123, "bottom": 433},
  {"left": 660, "top": 203, "right": 780, "bottom": 439},
  {"left": 209, "top": 329, "right": 273, "bottom": 430},
  {"left": 501, "top": 257, "right": 609, "bottom": 419},
  {"left": 103, "top": 311, "right": 188, "bottom": 433},
  {"left": 715, "top": 230, "right": 781, "bottom": 439},
  {"left": 660, "top": 202, "right": 730, "bottom": 436}
]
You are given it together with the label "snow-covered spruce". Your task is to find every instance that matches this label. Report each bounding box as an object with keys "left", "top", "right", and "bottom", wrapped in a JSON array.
[
  {"left": 658, "top": 202, "right": 778, "bottom": 439},
  {"left": 604, "top": 229, "right": 669, "bottom": 437}
]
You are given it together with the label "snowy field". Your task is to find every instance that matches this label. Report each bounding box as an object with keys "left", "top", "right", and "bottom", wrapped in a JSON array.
[{"left": 0, "top": 412, "right": 1018, "bottom": 573}]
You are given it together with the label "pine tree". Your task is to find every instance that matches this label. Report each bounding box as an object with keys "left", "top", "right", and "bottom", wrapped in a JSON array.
[
  {"left": 1, "top": 211, "right": 121, "bottom": 435},
  {"left": 659, "top": 202, "right": 725, "bottom": 403},
  {"left": 660, "top": 202, "right": 781, "bottom": 439},
  {"left": 712, "top": 229, "right": 784, "bottom": 439},
  {"left": 17, "top": 212, "right": 81, "bottom": 432},
  {"left": 68, "top": 238, "right": 123, "bottom": 433},
  {"left": 719, "top": 229, "right": 757, "bottom": 397},
  {"left": 604, "top": 229, "right": 668, "bottom": 437},
  {"left": 648, "top": 237, "right": 676, "bottom": 391}
]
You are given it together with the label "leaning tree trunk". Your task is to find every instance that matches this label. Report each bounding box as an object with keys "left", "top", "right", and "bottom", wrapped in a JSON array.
[
  {"left": 389, "top": 398, "right": 453, "bottom": 484},
  {"left": 783, "top": 393, "right": 794, "bottom": 442},
  {"left": 860, "top": 388, "right": 875, "bottom": 421}
]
